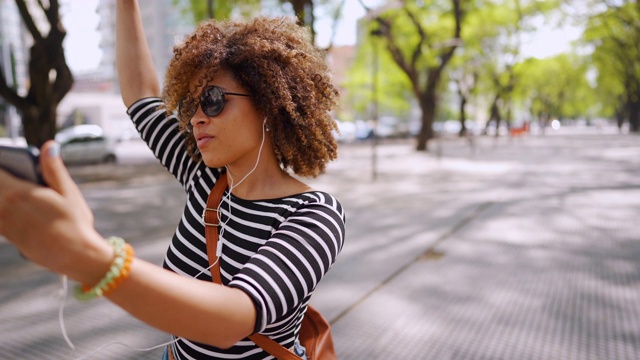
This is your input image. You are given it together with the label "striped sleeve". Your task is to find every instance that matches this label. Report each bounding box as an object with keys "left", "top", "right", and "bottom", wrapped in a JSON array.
[
  {"left": 228, "top": 192, "right": 346, "bottom": 333},
  {"left": 126, "top": 97, "right": 200, "bottom": 189}
]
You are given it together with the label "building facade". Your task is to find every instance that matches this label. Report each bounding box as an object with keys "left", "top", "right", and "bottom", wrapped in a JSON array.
[
  {"left": 96, "top": 0, "right": 195, "bottom": 91},
  {"left": 0, "top": 0, "right": 28, "bottom": 139},
  {"left": 54, "top": 0, "right": 195, "bottom": 140}
]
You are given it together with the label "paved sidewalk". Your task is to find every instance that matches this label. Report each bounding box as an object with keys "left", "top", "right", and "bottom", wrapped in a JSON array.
[
  {"left": 1, "top": 126, "right": 639, "bottom": 359},
  {"left": 317, "top": 128, "right": 640, "bottom": 360}
]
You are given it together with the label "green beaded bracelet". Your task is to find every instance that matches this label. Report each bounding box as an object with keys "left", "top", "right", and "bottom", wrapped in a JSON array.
[{"left": 74, "top": 237, "right": 135, "bottom": 301}]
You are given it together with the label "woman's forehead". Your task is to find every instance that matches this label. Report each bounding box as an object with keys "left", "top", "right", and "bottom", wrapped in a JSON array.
[{"left": 187, "top": 68, "right": 244, "bottom": 95}]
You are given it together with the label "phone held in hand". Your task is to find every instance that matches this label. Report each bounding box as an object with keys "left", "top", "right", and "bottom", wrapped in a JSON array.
[{"left": 0, "top": 145, "right": 45, "bottom": 186}]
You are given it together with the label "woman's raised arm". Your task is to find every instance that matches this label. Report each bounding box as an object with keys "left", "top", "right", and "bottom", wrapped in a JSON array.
[{"left": 116, "top": 0, "right": 161, "bottom": 107}]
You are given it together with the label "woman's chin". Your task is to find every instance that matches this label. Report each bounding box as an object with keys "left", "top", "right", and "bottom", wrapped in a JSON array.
[{"left": 200, "top": 155, "right": 225, "bottom": 169}]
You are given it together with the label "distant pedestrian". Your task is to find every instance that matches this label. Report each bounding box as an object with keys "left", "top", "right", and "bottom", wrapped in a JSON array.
[{"left": 0, "top": 1, "right": 345, "bottom": 359}]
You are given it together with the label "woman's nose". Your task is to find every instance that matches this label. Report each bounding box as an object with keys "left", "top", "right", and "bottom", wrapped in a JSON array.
[{"left": 189, "top": 106, "right": 209, "bottom": 127}]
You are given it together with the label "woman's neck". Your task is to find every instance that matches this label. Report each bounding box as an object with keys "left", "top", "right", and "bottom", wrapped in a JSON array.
[{"left": 225, "top": 163, "right": 312, "bottom": 200}]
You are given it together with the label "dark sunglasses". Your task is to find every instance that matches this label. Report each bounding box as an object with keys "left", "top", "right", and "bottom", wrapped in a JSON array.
[{"left": 179, "top": 85, "right": 251, "bottom": 120}]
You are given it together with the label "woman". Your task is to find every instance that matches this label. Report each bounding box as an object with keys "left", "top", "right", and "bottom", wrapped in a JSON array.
[{"left": 0, "top": 0, "right": 345, "bottom": 359}]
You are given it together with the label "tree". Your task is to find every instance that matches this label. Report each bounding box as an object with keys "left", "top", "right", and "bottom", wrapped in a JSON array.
[
  {"left": 514, "top": 54, "right": 594, "bottom": 131},
  {"left": 340, "top": 29, "right": 414, "bottom": 122},
  {"left": 446, "top": 1, "right": 520, "bottom": 137},
  {"left": 0, "top": 0, "right": 73, "bottom": 148},
  {"left": 581, "top": 0, "right": 640, "bottom": 132},
  {"left": 357, "top": 0, "right": 463, "bottom": 151},
  {"left": 468, "top": 0, "right": 562, "bottom": 136},
  {"left": 174, "top": 0, "right": 259, "bottom": 22},
  {"left": 447, "top": 52, "right": 479, "bottom": 137},
  {"left": 175, "top": 0, "right": 345, "bottom": 46}
]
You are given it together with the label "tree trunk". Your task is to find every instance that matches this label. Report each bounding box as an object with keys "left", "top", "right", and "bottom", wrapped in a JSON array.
[
  {"left": 615, "top": 104, "right": 625, "bottom": 131},
  {"left": 416, "top": 92, "right": 435, "bottom": 151},
  {"left": 493, "top": 109, "right": 502, "bottom": 138},
  {"left": 484, "top": 93, "right": 501, "bottom": 137},
  {"left": 458, "top": 87, "right": 467, "bottom": 137},
  {"left": 22, "top": 102, "right": 57, "bottom": 147},
  {"left": 207, "top": 0, "right": 214, "bottom": 19},
  {"left": 629, "top": 98, "right": 640, "bottom": 133},
  {"left": 540, "top": 113, "right": 550, "bottom": 136},
  {"left": 23, "top": 35, "right": 73, "bottom": 148},
  {"left": 289, "top": 0, "right": 315, "bottom": 41}
]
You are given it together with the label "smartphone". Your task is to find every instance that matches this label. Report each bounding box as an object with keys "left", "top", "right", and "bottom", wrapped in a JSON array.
[{"left": 0, "top": 144, "right": 45, "bottom": 185}]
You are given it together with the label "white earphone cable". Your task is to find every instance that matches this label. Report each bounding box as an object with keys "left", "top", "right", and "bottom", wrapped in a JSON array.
[{"left": 217, "top": 117, "right": 268, "bottom": 256}]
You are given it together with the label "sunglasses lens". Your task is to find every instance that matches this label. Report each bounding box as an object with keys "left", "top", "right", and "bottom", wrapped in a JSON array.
[{"left": 201, "top": 86, "right": 225, "bottom": 117}]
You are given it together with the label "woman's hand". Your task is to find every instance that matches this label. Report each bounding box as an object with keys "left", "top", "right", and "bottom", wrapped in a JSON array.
[{"left": 0, "top": 141, "right": 113, "bottom": 285}]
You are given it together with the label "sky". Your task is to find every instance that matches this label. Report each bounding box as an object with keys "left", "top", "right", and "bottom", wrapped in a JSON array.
[
  {"left": 61, "top": 0, "right": 101, "bottom": 73},
  {"left": 60, "top": 0, "right": 582, "bottom": 74}
]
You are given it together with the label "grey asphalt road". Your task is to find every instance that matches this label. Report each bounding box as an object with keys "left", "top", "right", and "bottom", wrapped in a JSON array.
[{"left": 1, "top": 126, "right": 639, "bottom": 359}]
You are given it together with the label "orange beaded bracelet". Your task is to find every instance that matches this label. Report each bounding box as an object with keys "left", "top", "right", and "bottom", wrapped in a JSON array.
[{"left": 74, "top": 237, "right": 135, "bottom": 301}]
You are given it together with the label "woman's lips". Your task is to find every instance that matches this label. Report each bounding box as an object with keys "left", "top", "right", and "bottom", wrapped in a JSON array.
[{"left": 196, "top": 134, "right": 215, "bottom": 148}]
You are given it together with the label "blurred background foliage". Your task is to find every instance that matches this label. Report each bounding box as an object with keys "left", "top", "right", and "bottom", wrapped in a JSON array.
[
  {"left": 175, "top": 0, "right": 637, "bottom": 150},
  {"left": 1, "top": 0, "right": 638, "bottom": 151}
]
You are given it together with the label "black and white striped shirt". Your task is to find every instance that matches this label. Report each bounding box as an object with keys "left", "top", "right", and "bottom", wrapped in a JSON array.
[{"left": 127, "top": 98, "right": 346, "bottom": 359}]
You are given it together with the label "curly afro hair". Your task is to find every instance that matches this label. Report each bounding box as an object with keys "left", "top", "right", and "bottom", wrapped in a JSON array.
[{"left": 162, "top": 16, "right": 340, "bottom": 178}]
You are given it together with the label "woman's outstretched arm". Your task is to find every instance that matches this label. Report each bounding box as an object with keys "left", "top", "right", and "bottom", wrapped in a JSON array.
[
  {"left": 116, "top": 0, "right": 161, "bottom": 107},
  {"left": 0, "top": 142, "right": 256, "bottom": 348}
]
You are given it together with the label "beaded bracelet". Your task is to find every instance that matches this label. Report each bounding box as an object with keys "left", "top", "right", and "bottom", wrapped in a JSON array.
[{"left": 74, "top": 237, "right": 135, "bottom": 301}]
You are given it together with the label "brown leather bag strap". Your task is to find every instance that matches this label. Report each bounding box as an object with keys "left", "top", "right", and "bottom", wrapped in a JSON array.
[
  {"left": 204, "top": 172, "right": 228, "bottom": 284},
  {"left": 204, "top": 172, "right": 301, "bottom": 360}
]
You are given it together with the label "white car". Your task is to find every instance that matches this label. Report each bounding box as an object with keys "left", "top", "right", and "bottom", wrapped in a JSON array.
[{"left": 55, "top": 125, "right": 117, "bottom": 164}]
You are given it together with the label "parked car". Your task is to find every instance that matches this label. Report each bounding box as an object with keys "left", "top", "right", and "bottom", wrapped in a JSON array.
[
  {"left": 355, "top": 120, "right": 374, "bottom": 140},
  {"left": 55, "top": 125, "right": 117, "bottom": 164},
  {"left": 333, "top": 120, "right": 357, "bottom": 143}
]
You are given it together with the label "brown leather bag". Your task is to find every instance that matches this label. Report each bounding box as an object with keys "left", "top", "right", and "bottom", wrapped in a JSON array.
[{"left": 204, "top": 173, "right": 337, "bottom": 359}]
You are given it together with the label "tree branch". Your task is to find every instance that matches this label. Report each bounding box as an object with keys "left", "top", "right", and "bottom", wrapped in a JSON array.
[
  {"left": 0, "top": 69, "right": 27, "bottom": 111},
  {"left": 14, "top": 0, "right": 43, "bottom": 42},
  {"left": 42, "top": 0, "right": 61, "bottom": 29},
  {"left": 437, "top": 0, "right": 462, "bottom": 72},
  {"left": 403, "top": 6, "right": 426, "bottom": 70},
  {"left": 356, "top": 0, "right": 371, "bottom": 13},
  {"left": 375, "top": 16, "right": 416, "bottom": 81},
  {"left": 325, "top": 0, "right": 347, "bottom": 52}
]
